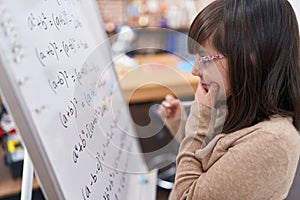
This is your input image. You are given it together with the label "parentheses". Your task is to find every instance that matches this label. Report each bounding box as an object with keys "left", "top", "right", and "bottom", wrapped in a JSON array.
[
  {"left": 59, "top": 71, "right": 69, "bottom": 88},
  {"left": 48, "top": 79, "right": 57, "bottom": 94},
  {"left": 35, "top": 48, "right": 45, "bottom": 67},
  {"left": 51, "top": 13, "right": 59, "bottom": 31},
  {"left": 70, "top": 99, "right": 77, "bottom": 118},
  {"left": 49, "top": 42, "right": 59, "bottom": 61},
  {"left": 59, "top": 112, "right": 68, "bottom": 128}
]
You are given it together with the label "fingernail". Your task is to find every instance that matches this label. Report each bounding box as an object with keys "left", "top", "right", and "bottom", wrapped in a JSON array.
[{"left": 162, "top": 102, "right": 172, "bottom": 108}]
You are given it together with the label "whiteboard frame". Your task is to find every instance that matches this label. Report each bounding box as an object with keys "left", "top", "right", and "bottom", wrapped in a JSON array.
[{"left": 0, "top": 53, "right": 64, "bottom": 199}]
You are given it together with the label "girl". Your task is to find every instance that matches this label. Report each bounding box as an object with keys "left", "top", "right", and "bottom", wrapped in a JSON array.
[{"left": 158, "top": 0, "right": 300, "bottom": 199}]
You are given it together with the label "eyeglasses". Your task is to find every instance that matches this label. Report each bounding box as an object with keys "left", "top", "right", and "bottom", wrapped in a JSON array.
[{"left": 198, "top": 54, "right": 226, "bottom": 64}]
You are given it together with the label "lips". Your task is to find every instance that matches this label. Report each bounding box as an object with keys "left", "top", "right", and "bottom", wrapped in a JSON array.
[{"left": 201, "top": 83, "right": 209, "bottom": 92}]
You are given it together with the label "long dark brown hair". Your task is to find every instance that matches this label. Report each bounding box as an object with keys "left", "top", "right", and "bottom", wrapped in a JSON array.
[{"left": 188, "top": 0, "right": 300, "bottom": 133}]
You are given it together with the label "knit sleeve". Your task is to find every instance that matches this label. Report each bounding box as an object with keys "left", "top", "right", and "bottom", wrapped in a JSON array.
[
  {"left": 170, "top": 103, "right": 290, "bottom": 200},
  {"left": 169, "top": 101, "right": 216, "bottom": 199},
  {"left": 164, "top": 105, "right": 187, "bottom": 143}
]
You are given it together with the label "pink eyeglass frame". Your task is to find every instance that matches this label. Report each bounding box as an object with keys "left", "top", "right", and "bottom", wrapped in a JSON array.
[{"left": 199, "top": 54, "right": 226, "bottom": 64}]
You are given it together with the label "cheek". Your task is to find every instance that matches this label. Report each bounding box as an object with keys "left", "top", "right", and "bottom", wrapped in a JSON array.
[{"left": 204, "top": 67, "right": 223, "bottom": 83}]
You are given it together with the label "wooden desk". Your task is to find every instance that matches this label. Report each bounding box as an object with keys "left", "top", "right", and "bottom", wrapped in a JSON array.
[
  {"left": 0, "top": 141, "right": 39, "bottom": 199},
  {"left": 118, "top": 53, "right": 198, "bottom": 103}
]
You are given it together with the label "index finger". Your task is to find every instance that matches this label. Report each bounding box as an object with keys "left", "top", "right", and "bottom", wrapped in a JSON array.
[{"left": 208, "top": 83, "right": 220, "bottom": 104}]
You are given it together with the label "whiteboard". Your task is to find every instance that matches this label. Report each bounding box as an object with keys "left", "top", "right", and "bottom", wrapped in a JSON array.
[{"left": 0, "top": 0, "right": 150, "bottom": 199}]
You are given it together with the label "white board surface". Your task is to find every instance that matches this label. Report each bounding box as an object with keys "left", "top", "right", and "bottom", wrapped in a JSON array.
[{"left": 0, "top": 0, "right": 151, "bottom": 199}]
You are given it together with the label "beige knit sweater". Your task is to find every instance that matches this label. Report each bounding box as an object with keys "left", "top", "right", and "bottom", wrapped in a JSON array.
[{"left": 168, "top": 102, "right": 300, "bottom": 200}]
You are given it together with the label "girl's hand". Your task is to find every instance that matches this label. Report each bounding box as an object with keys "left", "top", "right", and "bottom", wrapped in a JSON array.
[
  {"left": 157, "top": 95, "right": 185, "bottom": 137},
  {"left": 195, "top": 81, "right": 220, "bottom": 107},
  {"left": 158, "top": 95, "right": 181, "bottom": 119}
]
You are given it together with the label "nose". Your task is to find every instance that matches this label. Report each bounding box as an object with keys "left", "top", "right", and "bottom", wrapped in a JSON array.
[{"left": 192, "top": 64, "right": 202, "bottom": 78}]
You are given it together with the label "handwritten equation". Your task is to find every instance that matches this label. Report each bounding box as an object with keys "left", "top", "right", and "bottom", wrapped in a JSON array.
[
  {"left": 48, "top": 64, "right": 99, "bottom": 94},
  {"left": 81, "top": 156, "right": 128, "bottom": 200},
  {"left": 81, "top": 126, "right": 132, "bottom": 200},
  {"left": 27, "top": 10, "right": 82, "bottom": 32},
  {"left": 59, "top": 97, "right": 78, "bottom": 129},
  {"left": 72, "top": 101, "right": 109, "bottom": 163},
  {"left": 35, "top": 37, "right": 89, "bottom": 67},
  {"left": 81, "top": 151, "right": 104, "bottom": 200},
  {"left": 0, "top": 3, "right": 24, "bottom": 63}
]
